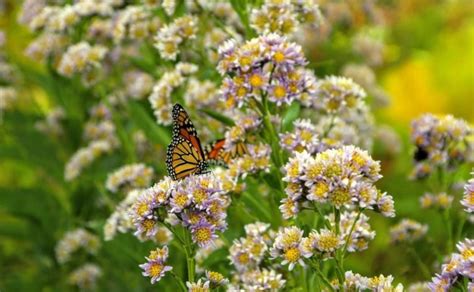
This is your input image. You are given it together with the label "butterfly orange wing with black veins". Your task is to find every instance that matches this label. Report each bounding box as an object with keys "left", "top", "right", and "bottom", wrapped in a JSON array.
[
  {"left": 205, "top": 138, "right": 248, "bottom": 165},
  {"left": 166, "top": 104, "right": 207, "bottom": 180}
]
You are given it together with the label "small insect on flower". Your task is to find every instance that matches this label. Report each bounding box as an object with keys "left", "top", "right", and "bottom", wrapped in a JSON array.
[{"left": 139, "top": 246, "right": 173, "bottom": 284}]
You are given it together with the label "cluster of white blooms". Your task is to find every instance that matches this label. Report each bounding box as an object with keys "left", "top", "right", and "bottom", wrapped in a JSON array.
[
  {"left": 389, "top": 219, "right": 428, "bottom": 244},
  {"left": 25, "top": 33, "right": 68, "bottom": 63},
  {"left": 35, "top": 107, "right": 65, "bottom": 137},
  {"left": 0, "top": 86, "right": 17, "bottom": 114},
  {"left": 341, "top": 271, "right": 404, "bottom": 291},
  {"left": 64, "top": 140, "right": 113, "bottom": 181},
  {"left": 65, "top": 103, "right": 119, "bottom": 181},
  {"left": 55, "top": 228, "right": 101, "bottom": 264},
  {"left": 250, "top": 0, "right": 323, "bottom": 35},
  {"left": 68, "top": 263, "right": 102, "bottom": 290},
  {"left": 154, "top": 15, "right": 198, "bottom": 60},
  {"left": 124, "top": 71, "right": 154, "bottom": 100},
  {"left": 57, "top": 42, "right": 107, "bottom": 80},
  {"left": 112, "top": 6, "right": 161, "bottom": 43},
  {"left": 105, "top": 163, "right": 154, "bottom": 193},
  {"left": 148, "top": 63, "right": 198, "bottom": 125},
  {"left": 228, "top": 222, "right": 287, "bottom": 291}
]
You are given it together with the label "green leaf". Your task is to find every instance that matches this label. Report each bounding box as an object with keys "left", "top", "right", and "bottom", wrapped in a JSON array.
[
  {"left": 282, "top": 102, "right": 301, "bottom": 131},
  {"left": 127, "top": 101, "right": 171, "bottom": 146},
  {"left": 201, "top": 108, "right": 235, "bottom": 127}
]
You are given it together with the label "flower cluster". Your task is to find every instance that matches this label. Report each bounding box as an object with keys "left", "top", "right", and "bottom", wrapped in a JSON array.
[
  {"left": 229, "top": 222, "right": 272, "bottom": 271},
  {"left": 112, "top": 6, "right": 161, "bottom": 43},
  {"left": 154, "top": 15, "right": 198, "bottom": 60},
  {"left": 64, "top": 140, "right": 114, "bottom": 181},
  {"left": 65, "top": 104, "right": 118, "bottom": 181},
  {"left": 223, "top": 113, "right": 261, "bottom": 150},
  {"left": 250, "top": 0, "right": 323, "bottom": 35},
  {"left": 218, "top": 34, "right": 316, "bottom": 108},
  {"left": 280, "top": 119, "right": 320, "bottom": 154},
  {"left": 281, "top": 146, "right": 395, "bottom": 219},
  {"left": 105, "top": 163, "right": 154, "bottom": 194},
  {"left": 352, "top": 32, "right": 385, "bottom": 67},
  {"left": 68, "top": 263, "right": 102, "bottom": 290},
  {"left": 35, "top": 107, "right": 65, "bottom": 137},
  {"left": 314, "top": 106, "right": 375, "bottom": 151},
  {"left": 24, "top": 33, "right": 68, "bottom": 63},
  {"left": 55, "top": 228, "right": 101, "bottom": 264},
  {"left": 462, "top": 173, "right": 474, "bottom": 213},
  {"left": 57, "top": 42, "right": 108, "bottom": 80},
  {"left": 419, "top": 192, "right": 453, "bottom": 210},
  {"left": 130, "top": 173, "right": 229, "bottom": 247},
  {"left": 428, "top": 239, "right": 473, "bottom": 291},
  {"left": 341, "top": 271, "right": 404, "bottom": 291},
  {"left": 148, "top": 63, "right": 198, "bottom": 125},
  {"left": 410, "top": 114, "right": 473, "bottom": 179},
  {"left": 139, "top": 246, "right": 173, "bottom": 284},
  {"left": 312, "top": 76, "right": 366, "bottom": 115},
  {"left": 124, "top": 71, "right": 154, "bottom": 100},
  {"left": 0, "top": 86, "right": 17, "bottom": 117},
  {"left": 342, "top": 63, "right": 390, "bottom": 108},
  {"left": 227, "top": 143, "right": 272, "bottom": 178},
  {"left": 229, "top": 222, "right": 286, "bottom": 290},
  {"left": 389, "top": 219, "right": 428, "bottom": 244},
  {"left": 327, "top": 211, "right": 376, "bottom": 253}
]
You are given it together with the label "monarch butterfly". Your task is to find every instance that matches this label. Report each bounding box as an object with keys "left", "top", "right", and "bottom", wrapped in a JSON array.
[
  {"left": 166, "top": 104, "right": 208, "bottom": 180},
  {"left": 205, "top": 138, "right": 249, "bottom": 165}
]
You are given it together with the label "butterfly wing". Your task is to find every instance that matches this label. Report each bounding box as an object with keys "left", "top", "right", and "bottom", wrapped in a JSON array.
[
  {"left": 167, "top": 104, "right": 207, "bottom": 180},
  {"left": 205, "top": 138, "right": 248, "bottom": 165}
]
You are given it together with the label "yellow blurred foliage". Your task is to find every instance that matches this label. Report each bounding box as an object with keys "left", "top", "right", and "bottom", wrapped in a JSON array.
[
  {"left": 382, "top": 20, "right": 474, "bottom": 124},
  {"left": 382, "top": 57, "right": 448, "bottom": 123}
]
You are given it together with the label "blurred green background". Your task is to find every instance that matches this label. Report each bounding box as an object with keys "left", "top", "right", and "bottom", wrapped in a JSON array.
[{"left": 0, "top": 0, "right": 473, "bottom": 290}]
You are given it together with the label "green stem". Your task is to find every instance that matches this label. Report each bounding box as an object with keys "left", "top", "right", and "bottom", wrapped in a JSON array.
[
  {"left": 322, "top": 114, "right": 336, "bottom": 138},
  {"left": 407, "top": 247, "right": 431, "bottom": 279},
  {"left": 340, "top": 209, "right": 364, "bottom": 269},
  {"left": 183, "top": 230, "right": 196, "bottom": 283},
  {"left": 308, "top": 260, "right": 335, "bottom": 292},
  {"left": 170, "top": 271, "right": 187, "bottom": 292},
  {"left": 443, "top": 207, "right": 453, "bottom": 254}
]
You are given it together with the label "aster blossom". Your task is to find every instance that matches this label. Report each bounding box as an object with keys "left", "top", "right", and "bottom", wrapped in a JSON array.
[
  {"left": 139, "top": 246, "right": 173, "bottom": 284},
  {"left": 217, "top": 34, "right": 316, "bottom": 109}
]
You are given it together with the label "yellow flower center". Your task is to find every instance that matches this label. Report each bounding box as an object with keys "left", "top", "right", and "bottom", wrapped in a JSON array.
[
  {"left": 284, "top": 247, "right": 301, "bottom": 263},
  {"left": 318, "top": 233, "right": 339, "bottom": 251},
  {"left": 273, "top": 85, "right": 286, "bottom": 99},
  {"left": 149, "top": 262, "right": 164, "bottom": 277},
  {"left": 136, "top": 202, "right": 149, "bottom": 216},
  {"left": 193, "top": 189, "right": 207, "bottom": 204},
  {"left": 274, "top": 51, "right": 285, "bottom": 63},
  {"left": 249, "top": 74, "right": 264, "bottom": 88},
  {"left": 174, "top": 193, "right": 188, "bottom": 207},
  {"left": 195, "top": 227, "right": 212, "bottom": 243},
  {"left": 238, "top": 252, "right": 249, "bottom": 264},
  {"left": 330, "top": 188, "right": 351, "bottom": 207},
  {"left": 142, "top": 219, "right": 155, "bottom": 232}
]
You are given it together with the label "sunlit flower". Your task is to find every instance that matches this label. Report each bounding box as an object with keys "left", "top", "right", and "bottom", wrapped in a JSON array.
[
  {"left": 390, "top": 219, "right": 428, "bottom": 244},
  {"left": 139, "top": 246, "right": 173, "bottom": 284},
  {"left": 462, "top": 173, "right": 474, "bottom": 213},
  {"left": 55, "top": 228, "right": 101, "bottom": 264},
  {"left": 68, "top": 263, "right": 102, "bottom": 290},
  {"left": 106, "top": 163, "right": 154, "bottom": 193},
  {"left": 410, "top": 114, "right": 473, "bottom": 180}
]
